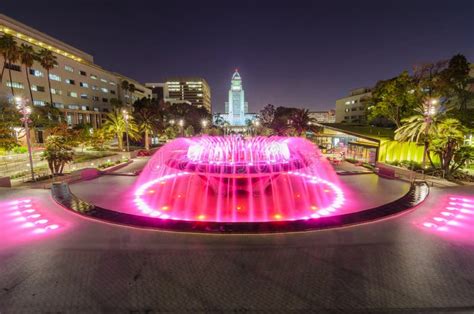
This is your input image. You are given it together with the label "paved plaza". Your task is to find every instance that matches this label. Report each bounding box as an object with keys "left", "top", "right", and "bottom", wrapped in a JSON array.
[{"left": 0, "top": 161, "right": 474, "bottom": 312}]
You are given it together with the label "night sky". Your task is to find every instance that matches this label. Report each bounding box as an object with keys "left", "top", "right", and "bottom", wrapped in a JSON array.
[{"left": 1, "top": 0, "right": 473, "bottom": 113}]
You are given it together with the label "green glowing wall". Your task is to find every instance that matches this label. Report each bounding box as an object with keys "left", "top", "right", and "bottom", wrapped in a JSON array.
[{"left": 378, "top": 140, "right": 434, "bottom": 163}]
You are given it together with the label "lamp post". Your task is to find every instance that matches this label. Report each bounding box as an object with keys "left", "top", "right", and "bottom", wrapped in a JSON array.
[
  {"left": 179, "top": 119, "right": 184, "bottom": 137},
  {"left": 421, "top": 98, "right": 438, "bottom": 169},
  {"left": 15, "top": 97, "right": 35, "bottom": 181},
  {"left": 201, "top": 119, "right": 208, "bottom": 134},
  {"left": 122, "top": 109, "right": 130, "bottom": 152}
]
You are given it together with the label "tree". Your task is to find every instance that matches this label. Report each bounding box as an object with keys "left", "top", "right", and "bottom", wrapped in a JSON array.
[
  {"left": 18, "top": 44, "right": 36, "bottom": 104},
  {"left": 0, "top": 123, "right": 18, "bottom": 151},
  {"left": 368, "top": 71, "right": 420, "bottom": 128},
  {"left": 42, "top": 135, "right": 74, "bottom": 175},
  {"left": 438, "top": 54, "right": 473, "bottom": 112},
  {"left": 134, "top": 105, "right": 158, "bottom": 150},
  {"left": 451, "top": 146, "right": 474, "bottom": 173},
  {"left": 184, "top": 125, "right": 195, "bottom": 137},
  {"left": 394, "top": 105, "right": 444, "bottom": 168},
  {"left": 260, "top": 104, "right": 275, "bottom": 126},
  {"left": 0, "top": 34, "right": 19, "bottom": 96},
  {"left": 428, "top": 118, "right": 467, "bottom": 176},
  {"left": 37, "top": 49, "right": 58, "bottom": 105},
  {"left": 89, "top": 127, "right": 113, "bottom": 151},
  {"left": 290, "top": 108, "right": 316, "bottom": 136},
  {"left": 103, "top": 110, "right": 139, "bottom": 150}
]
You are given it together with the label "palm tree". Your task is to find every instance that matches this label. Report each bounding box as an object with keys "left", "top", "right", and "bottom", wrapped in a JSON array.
[
  {"left": 121, "top": 80, "right": 130, "bottom": 105},
  {"left": 18, "top": 44, "right": 36, "bottom": 104},
  {"left": 134, "top": 106, "right": 158, "bottom": 150},
  {"left": 395, "top": 105, "right": 443, "bottom": 168},
  {"left": 429, "top": 118, "right": 466, "bottom": 176},
  {"left": 0, "top": 34, "right": 19, "bottom": 96},
  {"left": 37, "top": 49, "right": 58, "bottom": 106},
  {"left": 103, "top": 110, "right": 138, "bottom": 150},
  {"left": 291, "top": 108, "right": 316, "bottom": 136},
  {"left": 128, "top": 83, "right": 136, "bottom": 105}
]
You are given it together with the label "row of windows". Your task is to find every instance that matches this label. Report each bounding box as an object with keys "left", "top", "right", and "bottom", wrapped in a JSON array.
[
  {"left": 5, "top": 63, "right": 117, "bottom": 88},
  {"left": 5, "top": 79, "right": 114, "bottom": 97}
]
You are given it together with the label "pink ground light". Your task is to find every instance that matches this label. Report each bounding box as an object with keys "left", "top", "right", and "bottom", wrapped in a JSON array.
[
  {"left": 1, "top": 198, "right": 64, "bottom": 249},
  {"left": 417, "top": 195, "right": 474, "bottom": 244},
  {"left": 132, "top": 136, "right": 346, "bottom": 223}
]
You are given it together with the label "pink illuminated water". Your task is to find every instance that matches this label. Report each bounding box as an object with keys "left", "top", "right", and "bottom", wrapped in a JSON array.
[{"left": 133, "top": 136, "right": 345, "bottom": 222}]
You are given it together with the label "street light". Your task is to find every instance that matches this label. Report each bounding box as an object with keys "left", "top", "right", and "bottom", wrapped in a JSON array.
[
  {"left": 201, "top": 119, "right": 208, "bottom": 134},
  {"left": 421, "top": 97, "right": 439, "bottom": 168},
  {"left": 122, "top": 109, "right": 130, "bottom": 152},
  {"left": 179, "top": 119, "right": 184, "bottom": 137},
  {"left": 15, "top": 97, "right": 35, "bottom": 181}
]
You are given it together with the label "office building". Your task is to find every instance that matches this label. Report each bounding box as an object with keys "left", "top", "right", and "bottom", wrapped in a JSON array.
[
  {"left": 0, "top": 14, "right": 151, "bottom": 142},
  {"left": 335, "top": 88, "right": 372, "bottom": 123},
  {"left": 162, "top": 78, "right": 211, "bottom": 112}
]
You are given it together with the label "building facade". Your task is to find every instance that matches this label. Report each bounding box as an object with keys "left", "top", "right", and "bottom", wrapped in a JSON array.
[
  {"left": 309, "top": 109, "right": 335, "bottom": 123},
  {"left": 0, "top": 14, "right": 150, "bottom": 142},
  {"left": 335, "top": 88, "right": 372, "bottom": 123},
  {"left": 161, "top": 78, "right": 211, "bottom": 112},
  {"left": 219, "top": 70, "right": 256, "bottom": 126}
]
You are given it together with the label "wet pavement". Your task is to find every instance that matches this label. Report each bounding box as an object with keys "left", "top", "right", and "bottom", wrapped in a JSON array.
[{"left": 1, "top": 163, "right": 474, "bottom": 312}]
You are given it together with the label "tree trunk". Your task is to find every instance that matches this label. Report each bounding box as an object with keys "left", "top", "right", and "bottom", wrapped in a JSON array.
[
  {"left": 0, "top": 60, "right": 6, "bottom": 84},
  {"left": 145, "top": 129, "right": 149, "bottom": 150},
  {"left": 46, "top": 69, "right": 53, "bottom": 106},
  {"left": 118, "top": 133, "right": 123, "bottom": 150},
  {"left": 25, "top": 66, "right": 34, "bottom": 104},
  {"left": 8, "top": 62, "right": 14, "bottom": 96}
]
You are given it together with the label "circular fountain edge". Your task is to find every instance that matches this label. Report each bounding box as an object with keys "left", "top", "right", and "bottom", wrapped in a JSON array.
[{"left": 51, "top": 181, "right": 429, "bottom": 234}]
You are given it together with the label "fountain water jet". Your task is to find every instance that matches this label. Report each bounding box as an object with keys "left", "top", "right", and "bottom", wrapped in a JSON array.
[{"left": 133, "top": 136, "right": 345, "bottom": 223}]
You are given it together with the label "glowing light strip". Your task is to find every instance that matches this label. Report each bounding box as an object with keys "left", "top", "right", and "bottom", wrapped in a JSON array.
[{"left": 1, "top": 25, "right": 84, "bottom": 62}]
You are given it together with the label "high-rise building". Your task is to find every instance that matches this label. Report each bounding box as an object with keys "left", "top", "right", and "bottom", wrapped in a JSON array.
[
  {"left": 335, "top": 88, "right": 372, "bottom": 123},
  {"left": 0, "top": 14, "right": 151, "bottom": 142},
  {"left": 145, "top": 83, "right": 165, "bottom": 102},
  {"left": 220, "top": 70, "right": 256, "bottom": 126},
  {"left": 162, "top": 78, "right": 211, "bottom": 112}
]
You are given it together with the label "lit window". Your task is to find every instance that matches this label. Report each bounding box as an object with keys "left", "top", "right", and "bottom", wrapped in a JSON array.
[
  {"left": 51, "top": 88, "right": 62, "bottom": 95},
  {"left": 80, "top": 93, "right": 88, "bottom": 99},
  {"left": 68, "top": 91, "right": 78, "bottom": 98},
  {"left": 64, "top": 65, "right": 74, "bottom": 72},
  {"left": 100, "top": 78, "right": 107, "bottom": 83},
  {"left": 6, "top": 81, "right": 24, "bottom": 89},
  {"left": 101, "top": 88, "right": 108, "bottom": 93},
  {"left": 29, "top": 69, "right": 43, "bottom": 77},
  {"left": 65, "top": 79, "right": 75, "bottom": 85},
  {"left": 49, "top": 74, "right": 61, "bottom": 81},
  {"left": 92, "top": 85, "right": 98, "bottom": 90},
  {"left": 53, "top": 103, "right": 64, "bottom": 109},
  {"left": 109, "top": 82, "right": 116, "bottom": 86},
  {"left": 81, "top": 105, "right": 89, "bottom": 111},
  {"left": 80, "top": 82, "right": 89, "bottom": 88},
  {"left": 90, "top": 74, "right": 97, "bottom": 80},
  {"left": 33, "top": 100, "right": 46, "bottom": 106},
  {"left": 68, "top": 105, "right": 79, "bottom": 110},
  {"left": 31, "top": 85, "right": 45, "bottom": 92}
]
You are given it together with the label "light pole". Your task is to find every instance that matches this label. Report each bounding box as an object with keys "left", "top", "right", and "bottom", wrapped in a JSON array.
[
  {"left": 122, "top": 109, "right": 130, "bottom": 152},
  {"left": 421, "top": 98, "right": 438, "bottom": 169},
  {"left": 201, "top": 119, "right": 208, "bottom": 134},
  {"left": 15, "top": 97, "right": 35, "bottom": 181},
  {"left": 179, "top": 119, "right": 184, "bottom": 137}
]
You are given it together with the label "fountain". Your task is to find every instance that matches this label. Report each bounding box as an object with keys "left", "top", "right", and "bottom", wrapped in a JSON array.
[{"left": 133, "top": 136, "right": 345, "bottom": 222}]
